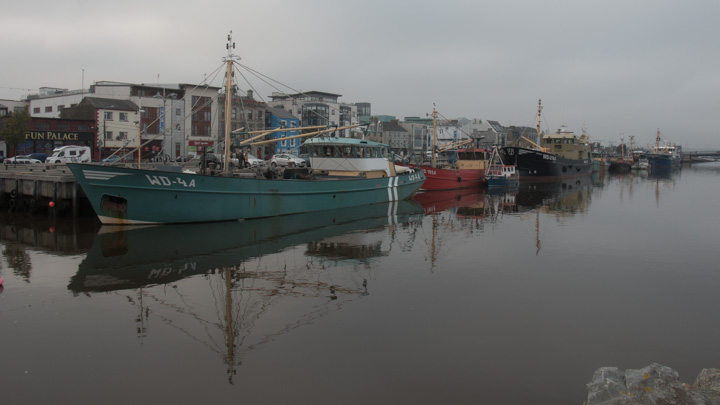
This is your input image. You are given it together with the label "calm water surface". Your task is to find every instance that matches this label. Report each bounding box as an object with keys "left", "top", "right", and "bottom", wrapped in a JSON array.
[{"left": 2, "top": 163, "right": 720, "bottom": 404}]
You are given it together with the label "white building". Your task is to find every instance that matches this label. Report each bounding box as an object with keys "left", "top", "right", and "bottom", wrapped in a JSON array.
[{"left": 268, "top": 91, "right": 359, "bottom": 138}]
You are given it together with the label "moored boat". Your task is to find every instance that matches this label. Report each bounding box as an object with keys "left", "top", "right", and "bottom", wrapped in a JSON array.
[
  {"left": 608, "top": 137, "right": 633, "bottom": 173},
  {"left": 500, "top": 100, "right": 593, "bottom": 182},
  {"left": 486, "top": 146, "right": 519, "bottom": 188},
  {"left": 67, "top": 33, "right": 425, "bottom": 225},
  {"left": 632, "top": 157, "right": 649, "bottom": 170},
  {"left": 404, "top": 106, "right": 488, "bottom": 190},
  {"left": 646, "top": 129, "right": 681, "bottom": 170}
]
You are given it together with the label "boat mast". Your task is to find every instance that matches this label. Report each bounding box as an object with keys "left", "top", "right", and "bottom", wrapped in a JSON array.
[
  {"left": 432, "top": 104, "right": 437, "bottom": 168},
  {"left": 536, "top": 99, "right": 543, "bottom": 146},
  {"left": 223, "top": 32, "right": 238, "bottom": 175}
]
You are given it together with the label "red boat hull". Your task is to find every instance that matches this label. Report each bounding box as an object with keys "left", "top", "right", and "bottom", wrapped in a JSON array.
[{"left": 406, "top": 164, "right": 485, "bottom": 190}]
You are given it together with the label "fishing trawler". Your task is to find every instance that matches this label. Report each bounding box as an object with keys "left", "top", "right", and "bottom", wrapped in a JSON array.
[
  {"left": 646, "top": 129, "right": 681, "bottom": 170},
  {"left": 500, "top": 100, "right": 593, "bottom": 181},
  {"left": 403, "top": 106, "right": 488, "bottom": 190},
  {"left": 67, "top": 33, "right": 424, "bottom": 225}
]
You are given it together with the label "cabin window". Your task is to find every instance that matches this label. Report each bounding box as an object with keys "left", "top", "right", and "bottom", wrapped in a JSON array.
[{"left": 342, "top": 146, "right": 353, "bottom": 157}]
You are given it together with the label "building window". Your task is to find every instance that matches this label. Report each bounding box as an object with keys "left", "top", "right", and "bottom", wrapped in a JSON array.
[
  {"left": 78, "top": 124, "right": 90, "bottom": 131},
  {"left": 105, "top": 131, "right": 113, "bottom": 140},
  {"left": 45, "top": 106, "right": 52, "bottom": 113},
  {"left": 58, "top": 105, "right": 65, "bottom": 111},
  {"left": 192, "top": 125, "right": 198, "bottom": 136},
  {"left": 247, "top": 111, "right": 253, "bottom": 120},
  {"left": 119, "top": 132, "right": 128, "bottom": 140},
  {"left": 175, "top": 108, "right": 181, "bottom": 116},
  {"left": 57, "top": 123, "right": 70, "bottom": 131},
  {"left": 119, "top": 112, "right": 128, "bottom": 121},
  {"left": 204, "top": 126, "right": 211, "bottom": 136},
  {"left": 35, "top": 122, "right": 50, "bottom": 130},
  {"left": 203, "top": 111, "right": 211, "bottom": 121},
  {"left": 105, "top": 111, "right": 113, "bottom": 120}
]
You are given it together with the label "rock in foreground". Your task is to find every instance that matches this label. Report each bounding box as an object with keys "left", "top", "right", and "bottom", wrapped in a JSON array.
[{"left": 585, "top": 363, "right": 720, "bottom": 404}]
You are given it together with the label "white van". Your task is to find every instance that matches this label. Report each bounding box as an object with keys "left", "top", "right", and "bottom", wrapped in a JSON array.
[{"left": 47, "top": 146, "right": 92, "bottom": 164}]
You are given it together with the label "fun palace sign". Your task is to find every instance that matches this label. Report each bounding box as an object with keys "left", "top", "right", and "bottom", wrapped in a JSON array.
[{"left": 26, "top": 131, "right": 94, "bottom": 142}]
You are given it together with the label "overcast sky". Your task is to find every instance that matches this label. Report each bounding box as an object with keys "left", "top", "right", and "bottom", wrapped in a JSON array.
[{"left": 2, "top": 0, "right": 718, "bottom": 149}]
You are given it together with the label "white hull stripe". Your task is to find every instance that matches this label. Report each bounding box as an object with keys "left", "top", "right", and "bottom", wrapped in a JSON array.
[
  {"left": 387, "top": 176, "right": 400, "bottom": 201},
  {"left": 82, "top": 170, "right": 133, "bottom": 181}
]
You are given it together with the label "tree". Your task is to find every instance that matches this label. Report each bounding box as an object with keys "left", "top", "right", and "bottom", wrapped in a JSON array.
[{"left": 0, "top": 111, "right": 30, "bottom": 153}]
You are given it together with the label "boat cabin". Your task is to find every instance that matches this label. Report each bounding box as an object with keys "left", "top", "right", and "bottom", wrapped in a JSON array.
[
  {"left": 302, "top": 137, "right": 397, "bottom": 178},
  {"left": 541, "top": 126, "right": 592, "bottom": 161},
  {"left": 455, "top": 148, "right": 490, "bottom": 170}
]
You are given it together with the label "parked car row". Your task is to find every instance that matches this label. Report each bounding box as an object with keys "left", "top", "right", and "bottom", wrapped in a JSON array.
[
  {"left": 4, "top": 154, "right": 44, "bottom": 164},
  {"left": 2, "top": 149, "right": 313, "bottom": 168}
]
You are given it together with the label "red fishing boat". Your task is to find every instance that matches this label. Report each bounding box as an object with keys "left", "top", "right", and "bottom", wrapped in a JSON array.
[{"left": 404, "top": 106, "right": 489, "bottom": 190}]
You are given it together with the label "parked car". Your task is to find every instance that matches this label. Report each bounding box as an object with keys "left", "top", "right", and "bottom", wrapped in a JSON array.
[
  {"left": 28, "top": 153, "right": 48, "bottom": 163},
  {"left": 175, "top": 155, "right": 191, "bottom": 162},
  {"left": 298, "top": 153, "right": 311, "bottom": 167},
  {"left": 269, "top": 153, "right": 307, "bottom": 168},
  {"left": 5, "top": 155, "right": 42, "bottom": 164},
  {"left": 101, "top": 155, "right": 123, "bottom": 164}
]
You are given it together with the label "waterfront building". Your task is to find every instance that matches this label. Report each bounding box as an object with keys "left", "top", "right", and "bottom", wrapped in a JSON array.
[
  {"left": 219, "top": 89, "right": 267, "bottom": 158},
  {"left": 399, "top": 121, "right": 429, "bottom": 158},
  {"left": 24, "top": 82, "right": 219, "bottom": 159},
  {"left": 268, "top": 91, "right": 359, "bottom": 138},
  {"left": 60, "top": 97, "right": 138, "bottom": 161},
  {"left": 265, "top": 106, "right": 300, "bottom": 157},
  {"left": 4, "top": 115, "right": 95, "bottom": 159},
  {"left": 356, "top": 102, "right": 372, "bottom": 125},
  {"left": 381, "top": 119, "right": 410, "bottom": 157}
]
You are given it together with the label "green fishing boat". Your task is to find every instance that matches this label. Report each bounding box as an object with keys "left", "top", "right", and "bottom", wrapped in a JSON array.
[{"left": 68, "top": 33, "right": 424, "bottom": 225}]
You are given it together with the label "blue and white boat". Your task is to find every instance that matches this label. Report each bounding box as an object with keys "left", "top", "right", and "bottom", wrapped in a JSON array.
[{"left": 486, "top": 147, "right": 519, "bottom": 188}]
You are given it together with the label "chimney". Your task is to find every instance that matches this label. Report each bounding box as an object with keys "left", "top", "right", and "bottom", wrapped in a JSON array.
[{"left": 247, "top": 90, "right": 253, "bottom": 99}]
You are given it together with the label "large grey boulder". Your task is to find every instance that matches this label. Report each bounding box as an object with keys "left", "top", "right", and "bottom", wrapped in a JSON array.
[{"left": 585, "top": 363, "right": 720, "bottom": 405}]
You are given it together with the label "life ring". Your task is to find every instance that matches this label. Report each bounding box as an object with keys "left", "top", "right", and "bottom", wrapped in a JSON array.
[{"left": 10, "top": 189, "right": 18, "bottom": 198}]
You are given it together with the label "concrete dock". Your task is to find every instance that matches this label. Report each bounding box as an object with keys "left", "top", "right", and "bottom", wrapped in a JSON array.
[{"left": 1, "top": 163, "right": 86, "bottom": 215}]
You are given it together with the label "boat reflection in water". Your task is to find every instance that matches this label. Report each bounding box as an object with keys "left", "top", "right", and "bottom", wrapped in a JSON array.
[
  {"left": 70, "top": 200, "right": 424, "bottom": 383},
  {"left": 515, "top": 175, "right": 595, "bottom": 215}
]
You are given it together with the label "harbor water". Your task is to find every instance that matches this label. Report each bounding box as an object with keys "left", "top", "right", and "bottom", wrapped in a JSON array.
[{"left": 2, "top": 163, "right": 719, "bottom": 404}]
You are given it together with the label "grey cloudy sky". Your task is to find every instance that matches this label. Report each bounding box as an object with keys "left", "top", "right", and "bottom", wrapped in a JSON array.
[{"left": 2, "top": 0, "right": 718, "bottom": 149}]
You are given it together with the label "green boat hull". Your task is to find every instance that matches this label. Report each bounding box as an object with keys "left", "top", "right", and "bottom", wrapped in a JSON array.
[{"left": 67, "top": 164, "right": 425, "bottom": 224}]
